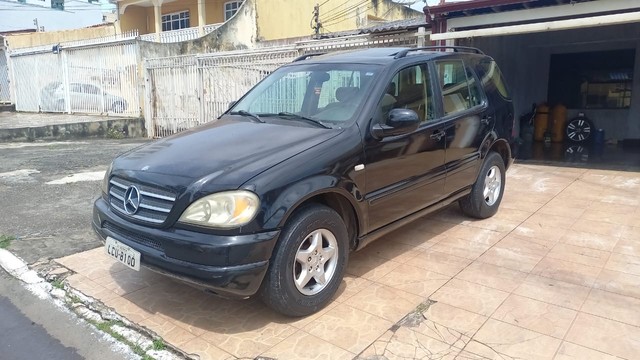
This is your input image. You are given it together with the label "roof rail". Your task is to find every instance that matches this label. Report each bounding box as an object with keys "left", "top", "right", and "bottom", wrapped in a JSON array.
[
  {"left": 394, "top": 46, "right": 484, "bottom": 59},
  {"left": 293, "top": 52, "right": 326, "bottom": 62}
]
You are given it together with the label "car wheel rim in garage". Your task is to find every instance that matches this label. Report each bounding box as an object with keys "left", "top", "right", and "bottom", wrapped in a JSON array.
[
  {"left": 483, "top": 166, "right": 502, "bottom": 206},
  {"left": 293, "top": 228, "right": 338, "bottom": 296},
  {"left": 566, "top": 118, "right": 592, "bottom": 142}
]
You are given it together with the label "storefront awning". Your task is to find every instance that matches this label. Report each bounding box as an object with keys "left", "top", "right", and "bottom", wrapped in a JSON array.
[{"left": 430, "top": 11, "right": 640, "bottom": 41}]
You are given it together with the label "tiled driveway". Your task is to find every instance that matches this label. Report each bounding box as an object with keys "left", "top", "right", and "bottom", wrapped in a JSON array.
[{"left": 56, "top": 164, "right": 640, "bottom": 359}]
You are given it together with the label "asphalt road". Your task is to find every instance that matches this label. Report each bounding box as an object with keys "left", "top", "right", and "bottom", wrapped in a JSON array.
[
  {"left": 0, "top": 271, "right": 132, "bottom": 360},
  {"left": 0, "top": 139, "right": 148, "bottom": 263}
]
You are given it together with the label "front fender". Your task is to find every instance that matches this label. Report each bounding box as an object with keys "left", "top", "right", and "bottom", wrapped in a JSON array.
[{"left": 261, "top": 175, "right": 365, "bottom": 233}]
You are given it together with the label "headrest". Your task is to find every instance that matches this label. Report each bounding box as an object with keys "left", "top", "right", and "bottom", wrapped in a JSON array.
[{"left": 335, "top": 87, "right": 359, "bottom": 102}]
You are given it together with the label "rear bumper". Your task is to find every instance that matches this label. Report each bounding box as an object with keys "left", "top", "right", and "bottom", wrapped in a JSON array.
[{"left": 92, "top": 197, "right": 279, "bottom": 298}]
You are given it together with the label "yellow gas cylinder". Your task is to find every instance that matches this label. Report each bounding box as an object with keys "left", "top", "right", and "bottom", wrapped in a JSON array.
[
  {"left": 551, "top": 104, "right": 567, "bottom": 143},
  {"left": 534, "top": 104, "right": 549, "bottom": 142}
]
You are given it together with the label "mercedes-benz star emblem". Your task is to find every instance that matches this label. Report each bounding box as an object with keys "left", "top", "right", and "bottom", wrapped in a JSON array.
[{"left": 123, "top": 186, "right": 141, "bottom": 215}]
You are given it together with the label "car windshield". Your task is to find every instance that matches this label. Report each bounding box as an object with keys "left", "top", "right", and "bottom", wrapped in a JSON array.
[{"left": 230, "top": 63, "right": 381, "bottom": 128}]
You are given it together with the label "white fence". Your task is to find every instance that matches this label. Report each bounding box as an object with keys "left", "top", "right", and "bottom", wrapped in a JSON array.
[
  {"left": 11, "top": 41, "right": 141, "bottom": 117},
  {"left": 140, "top": 24, "right": 222, "bottom": 43},
  {"left": 145, "top": 31, "right": 420, "bottom": 138},
  {"left": 145, "top": 48, "right": 300, "bottom": 138},
  {"left": 0, "top": 48, "right": 9, "bottom": 103}
]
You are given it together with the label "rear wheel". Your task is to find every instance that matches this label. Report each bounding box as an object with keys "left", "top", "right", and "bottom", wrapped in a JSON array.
[
  {"left": 459, "top": 151, "right": 506, "bottom": 219},
  {"left": 259, "top": 204, "right": 348, "bottom": 317}
]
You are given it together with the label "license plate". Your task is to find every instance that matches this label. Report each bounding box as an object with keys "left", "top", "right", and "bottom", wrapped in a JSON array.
[{"left": 105, "top": 237, "right": 141, "bottom": 271}]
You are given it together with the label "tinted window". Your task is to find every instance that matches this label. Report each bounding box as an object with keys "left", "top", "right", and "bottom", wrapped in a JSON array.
[
  {"left": 436, "top": 60, "right": 480, "bottom": 116},
  {"left": 476, "top": 59, "right": 510, "bottom": 99},
  {"left": 69, "top": 84, "right": 82, "bottom": 92}
]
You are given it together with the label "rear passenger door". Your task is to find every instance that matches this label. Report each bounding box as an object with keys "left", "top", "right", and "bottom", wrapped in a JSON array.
[{"left": 435, "top": 59, "right": 493, "bottom": 194}]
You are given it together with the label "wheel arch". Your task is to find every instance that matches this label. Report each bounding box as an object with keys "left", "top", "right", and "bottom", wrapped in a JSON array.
[{"left": 264, "top": 183, "right": 363, "bottom": 251}]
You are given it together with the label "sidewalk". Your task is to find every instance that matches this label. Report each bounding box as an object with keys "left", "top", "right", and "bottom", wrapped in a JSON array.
[
  {"left": 0, "top": 112, "right": 146, "bottom": 141},
  {"left": 54, "top": 164, "right": 640, "bottom": 360}
]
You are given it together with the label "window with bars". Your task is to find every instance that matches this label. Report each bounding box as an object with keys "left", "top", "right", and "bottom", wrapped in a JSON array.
[
  {"left": 224, "top": 1, "right": 242, "bottom": 21},
  {"left": 161, "top": 11, "right": 190, "bottom": 32}
]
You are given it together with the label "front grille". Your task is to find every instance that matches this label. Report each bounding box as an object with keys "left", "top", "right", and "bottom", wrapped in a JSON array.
[
  {"left": 108, "top": 176, "right": 176, "bottom": 225},
  {"left": 103, "top": 221, "right": 163, "bottom": 251}
]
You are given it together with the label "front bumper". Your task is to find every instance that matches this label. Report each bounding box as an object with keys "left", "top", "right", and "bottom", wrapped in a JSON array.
[{"left": 92, "top": 197, "right": 279, "bottom": 298}]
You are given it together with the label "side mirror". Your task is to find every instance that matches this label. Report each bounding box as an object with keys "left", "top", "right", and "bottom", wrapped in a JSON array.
[{"left": 371, "top": 108, "right": 420, "bottom": 139}]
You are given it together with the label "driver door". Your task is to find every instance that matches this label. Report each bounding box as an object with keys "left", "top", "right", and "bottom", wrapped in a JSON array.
[{"left": 364, "top": 63, "right": 446, "bottom": 231}]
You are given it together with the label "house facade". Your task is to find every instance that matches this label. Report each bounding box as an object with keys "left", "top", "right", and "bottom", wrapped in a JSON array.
[
  {"left": 424, "top": 0, "right": 640, "bottom": 143},
  {"left": 114, "top": 0, "right": 421, "bottom": 43}
]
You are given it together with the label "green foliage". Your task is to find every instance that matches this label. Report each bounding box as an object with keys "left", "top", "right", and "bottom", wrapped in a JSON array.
[{"left": 0, "top": 235, "right": 15, "bottom": 249}]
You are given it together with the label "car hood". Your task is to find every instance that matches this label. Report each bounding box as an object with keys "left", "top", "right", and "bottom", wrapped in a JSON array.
[{"left": 114, "top": 116, "right": 342, "bottom": 188}]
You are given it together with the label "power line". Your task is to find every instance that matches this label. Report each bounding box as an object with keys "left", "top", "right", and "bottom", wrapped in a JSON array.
[
  {"left": 320, "top": 0, "right": 369, "bottom": 23},
  {"left": 320, "top": 0, "right": 363, "bottom": 18},
  {"left": 323, "top": 3, "right": 375, "bottom": 27},
  {"left": 318, "top": 0, "right": 331, "bottom": 7}
]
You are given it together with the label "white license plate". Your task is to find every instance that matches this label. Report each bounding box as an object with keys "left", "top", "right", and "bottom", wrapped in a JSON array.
[{"left": 105, "top": 237, "right": 141, "bottom": 271}]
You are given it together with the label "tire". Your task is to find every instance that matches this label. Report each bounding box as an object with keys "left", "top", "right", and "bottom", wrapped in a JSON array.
[
  {"left": 259, "top": 204, "right": 349, "bottom": 317},
  {"left": 459, "top": 151, "right": 506, "bottom": 219},
  {"left": 565, "top": 115, "right": 594, "bottom": 143}
]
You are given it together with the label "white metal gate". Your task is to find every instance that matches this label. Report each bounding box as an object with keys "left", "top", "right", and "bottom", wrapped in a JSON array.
[
  {"left": 0, "top": 49, "right": 10, "bottom": 103},
  {"left": 145, "top": 48, "right": 300, "bottom": 138},
  {"left": 145, "top": 31, "right": 420, "bottom": 138},
  {"left": 11, "top": 41, "right": 141, "bottom": 117}
]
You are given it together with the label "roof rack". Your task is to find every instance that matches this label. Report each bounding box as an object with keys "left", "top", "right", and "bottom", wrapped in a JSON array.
[
  {"left": 394, "top": 46, "right": 484, "bottom": 59},
  {"left": 292, "top": 52, "right": 327, "bottom": 62}
]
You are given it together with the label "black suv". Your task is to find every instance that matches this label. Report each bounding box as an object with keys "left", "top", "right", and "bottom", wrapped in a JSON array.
[{"left": 93, "top": 47, "right": 514, "bottom": 316}]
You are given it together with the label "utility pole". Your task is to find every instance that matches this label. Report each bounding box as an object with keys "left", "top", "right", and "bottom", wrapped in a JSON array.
[{"left": 312, "top": 3, "right": 321, "bottom": 39}]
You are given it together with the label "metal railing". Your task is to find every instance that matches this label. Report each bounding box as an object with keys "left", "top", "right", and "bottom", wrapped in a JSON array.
[{"left": 139, "top": 24, "right": 223, "bottom": 43}]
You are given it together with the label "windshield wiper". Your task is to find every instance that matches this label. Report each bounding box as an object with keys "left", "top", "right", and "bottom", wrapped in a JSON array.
[
  {"left": 229, "top": 110, "right": 265, "bottom": 123},
  {"left": 276, "top": 112, "right": 330, "bottom": 129}
]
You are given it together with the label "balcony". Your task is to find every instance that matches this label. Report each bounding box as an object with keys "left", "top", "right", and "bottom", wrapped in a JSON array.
[{"left": 139, "top": 23, "right": 222, "bottom": 43}]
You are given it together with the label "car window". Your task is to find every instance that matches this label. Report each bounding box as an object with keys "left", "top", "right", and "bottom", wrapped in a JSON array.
[
  {"left": 375, "top": 64, "right": 434, "bottom": 124},
  {"left": 69, "top": 84, "right": 82, "bottom": 93},
  {"left": 436, "top": 60, "right": 481, "bottom": 116},
  {"left": 475, "top": 59, "right": 511, "bottom": 99},
  {"left": 234, "top": 63, "right": 380, "bottom": 127},
  {"left": 83, "top": 84, "right": 100, "bottom": 94}
]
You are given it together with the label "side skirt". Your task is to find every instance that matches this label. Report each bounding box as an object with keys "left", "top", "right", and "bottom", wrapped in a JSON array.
[{"left": 355, "top": 187, "right": 472, "bottom": 251}]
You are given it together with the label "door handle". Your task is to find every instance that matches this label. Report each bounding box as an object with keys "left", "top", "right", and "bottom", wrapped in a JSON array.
[
  {"left": 481, "top": 116, "right": 492, "bottom": 125},
  {"left": 430, "top": 130, "right": 445, "bottom": 141}
]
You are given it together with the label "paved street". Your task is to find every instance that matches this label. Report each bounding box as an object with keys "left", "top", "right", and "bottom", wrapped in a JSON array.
[
  {"left": 0, "top": 140, "right": 147, "bottom": 263},
  {"left": 0, "top": 271, "right": 131, "bottom": 360}
]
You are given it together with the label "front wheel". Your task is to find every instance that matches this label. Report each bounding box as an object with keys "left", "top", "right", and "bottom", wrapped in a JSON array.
[
  {"left": 459, "top": 151, "right": 506, "bottom": 219},
  {"left": 259, "top": 204, "right": 349, "bottom": 317}
]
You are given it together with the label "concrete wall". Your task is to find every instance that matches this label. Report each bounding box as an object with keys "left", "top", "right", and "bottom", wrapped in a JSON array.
[
  {"left": 119, "top": 0, "right": 225, "bottom": 35},
  {"left": 5, "top": 25, "right": 118, "bottom": 49},
  {"left": 254, "top": 0, "right": 420, "bottom": 41},
  {"left": 462, "top": 23, "right": 640, "bottom": 140}
]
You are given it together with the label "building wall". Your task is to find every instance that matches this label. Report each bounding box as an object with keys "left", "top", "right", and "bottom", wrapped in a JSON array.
[
  {"left": 462, "top": 23, "right": 640, "bottom": 140},
  {"left": 255, "top": 0, "right": 420, "bottom": 41},
  {"left": 119, "top": 5, "right": 148, "bottom": 33},
  {"left": 5, "top": 25, "right": 118, "bottom": 49},
  {"left": 119, "top": 0, "right": 226, "bottom": 35}
]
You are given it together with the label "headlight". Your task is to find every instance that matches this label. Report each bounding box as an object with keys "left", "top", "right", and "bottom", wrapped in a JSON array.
[
  {"left": 179, "top": 191, "right": 259, "bottom": 228},
  {"left": 102, "top": 162, "right": 113, "bottom": 195}
]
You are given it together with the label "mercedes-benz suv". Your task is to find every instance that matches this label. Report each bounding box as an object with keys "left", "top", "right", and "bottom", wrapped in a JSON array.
[{"left": 93, "top": 47, "right": 515, "bottom": 316}]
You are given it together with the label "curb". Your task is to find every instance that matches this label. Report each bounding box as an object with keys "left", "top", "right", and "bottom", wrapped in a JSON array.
[{"left": 0, "top": 248, "right": 188, "bottom": 360}]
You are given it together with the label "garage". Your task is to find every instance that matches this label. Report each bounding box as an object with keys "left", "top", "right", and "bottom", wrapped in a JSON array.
[{"left": 425, "top": 0, "right": 640, "bottom": 166}]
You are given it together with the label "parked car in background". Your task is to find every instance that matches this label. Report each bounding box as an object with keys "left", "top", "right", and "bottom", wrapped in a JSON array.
[
  {"left": 40, "top": 81, "right": 128, "bottom": 113},
  {"left": 93, "top": 47, "right": 515, "bottom": 317}
]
